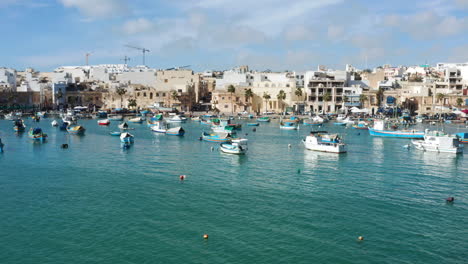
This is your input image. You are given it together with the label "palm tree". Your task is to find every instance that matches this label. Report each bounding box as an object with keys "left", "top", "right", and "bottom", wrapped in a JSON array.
[
  {"left": 170, "top": 90, "right": 179, "bottom": 108},
  {"left": 263, "top": 92, "right": 271, "bottom": 112},
  {"left": 359, "top": 94, "right": 368, "bottom": 107},
  {"left": 456, "top": 97, "right": 464, "bottom": 107},
  {"left": 323, "top": 92, "right": 332, "bottom": 113},
  {"left": 277, "top": 90, "right": 286, "bottom": 114},
  {"left": 128, "top": 98, "right": 137, "bottom": 109},
  {"left": 244, "top": 88, "right": 253, "bottom": 112},
  {"left": 116, "top": 87, "right": 127, "bottom": 108},
  {"left": 436, "top": 93, "right": 445, "bottom": 105},
  {"left": 227, "top": 84, "right": 236, "bottom": 114},
  {"left": 376, "top": 88, "right": 384, "bottom": 106},
  {"left": 294, "top": 87, "right": 304, "bottom": 113}
]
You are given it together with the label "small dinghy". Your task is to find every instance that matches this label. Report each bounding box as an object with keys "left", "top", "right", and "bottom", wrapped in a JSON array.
[
  {"left": 120, "top": 132, "right": 134, "bottom": 143},
  {"left": 110, "top": 131, "right": 121, "bottom": 136},
  {"left": 51, "top": 120, "right": 58, "bottom": 127}
]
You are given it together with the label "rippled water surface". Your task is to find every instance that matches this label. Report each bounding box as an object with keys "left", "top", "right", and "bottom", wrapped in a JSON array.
[{"left": 0, "top": 117, "right": 467, "bottom": 264}]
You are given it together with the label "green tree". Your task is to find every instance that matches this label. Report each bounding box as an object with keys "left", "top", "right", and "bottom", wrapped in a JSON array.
[
  {"left": 244, "top": 88, "right": 253, "bottom": 112},
  {"left": 323, "top": 92, "right": 332, "bottom": 113},
  {"left": 116, "top": 87, "right": 127, "bottom": 108},
  {"left": 170, "top": 90, "right": 179, "bottom": 108},
  {"left": 376, "top": 88, "right": 384, "bottom": 106},
  {"left": 456, "top": 97, "right": 464, "bottom": 107},
  {"left": 436, "top": 93, "right": 445, "bottom": 105},
  {"left": 359, "top": 94, "right": 368, "bottom": 106},
  {"left": 263, "top": 92, "right": 271, "bottom": 112},
  {"left": 128, "top": 98, "right": 137, "bottom": 109},
  {"left": 227, "top": 84, "right": 236, "bottom": 114},
  {"left": 277, "top": 90, "right": 286, "bottom": 113}
]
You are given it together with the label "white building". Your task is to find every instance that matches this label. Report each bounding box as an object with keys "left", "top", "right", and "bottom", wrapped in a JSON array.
[{"left": 0, "top": 67, "right": 17, "bottom": 91}]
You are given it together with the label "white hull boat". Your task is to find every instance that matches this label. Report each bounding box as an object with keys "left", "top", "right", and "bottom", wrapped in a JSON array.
[
  {"left": 412, "top": 130, "right": 463, "bottom": 154},
  {"left": 303, "top": 132, "right": 347, "bottom": 153}
]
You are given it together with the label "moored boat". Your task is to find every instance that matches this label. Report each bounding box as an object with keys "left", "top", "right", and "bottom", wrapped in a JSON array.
[
  {"left": 118, "top": 122, "right": 131, "bottom": 130},
  {"left": 120, "top": 132, "right": 134, "bottom": 143},
  {"left": 151, "top": 121, "right": 168, "bottom": 133},
  {"left": 51, "top": 120, "right": 58, "bottom": 127},
  {"left": 166, "top": 127, "right": 185, "bottom": 136},
  {"left": 412, "top": 130, "right": 463, "bottom": 154},
  {"left": 110, "top": 131, "right": 121, "bottom": 136},
  {"left": 98, "top": 119, "right": 110, "bottom": 126},
  {"left": 257, "top": 116, "right": 270, "bottom": 122},
  {"left": 128, "top": 117, "right": 144, "bottom": 123},
  {"left": 108, "top": 114, "right": 123, "bottom": 121},
  {"left": 67, "top": 125, "right": 86, "bottom": 135},
  {"left": 352, "top": 121, "right": 369, "bottom": 130},
  {"left": 37, "top": 111, "right": 47, "bottom": 118},
  {"left": 369, "top": 120, "right": 424, "bottom": 139},
  {"left": 280, "top": 117, "right": 300, "bottom": 130},
  {"left": 302, "top": 132, "right": 347, "bottom": 153},
  {"left": 220, "top": 139, "right": 248, "bottom": 155},
  {"left": 247, "top": 123, "right": 259, "bottom": 126},
  {"left": 167, "top": 115, "right": 187, "bottom": 123},
  {"left": 201, "top": 132, "right": 232, "bottom": 142},
  {"left": 13, "top": 119, "right": 26, "bottom": 132},
  {"left": 456, "top": 132, "right": 468, "bottom": 143},
  {"left": 28, "top": 128, "right": 47, "bottom": 142},
  {"left": 303, "top": 119, "right": 323, "bottom": 126}
]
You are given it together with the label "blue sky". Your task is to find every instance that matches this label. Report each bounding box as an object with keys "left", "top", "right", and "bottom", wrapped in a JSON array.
[{"left": 1, "top": 0, "right": 468, "bottom": 71}]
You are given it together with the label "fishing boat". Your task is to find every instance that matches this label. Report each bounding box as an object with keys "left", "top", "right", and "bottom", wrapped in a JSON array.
[
  {"left": 352, "top": 121, "right": 369, "bottom": 130},
  {"left": 118, "top": 122, "right": 131, "bottom": 130},
  {"left": 147, "top": 114, "right": 163, "bottom": 127},
  {"left": 247, "top": 123, "right": 259, "bottom": 126},
  {"left": 412, "top": 130, "right": 463, "bottom": 154},
  {"left": 140, "top": 110, "right": 150, "bottom": 115},
  {"left": 369, "top": 120, "right": 424, "bottom": 139},
  {"left": 37, "top": 111, "right": 47, "bottom": 118},
  {"left": 28, "top": 128, "right": 47, "bottom": 142},
  {"left": 201, "top": 132, "right": 232, "bottom": 142},
  {"left": 128, "top": 117, "right": 144, "bottom": 123},
  {"left": 120, "top": 132, "right": 134, "bottom": 143},
  {"left": 456, "top": 132, "right": 468, "bottom": 143},
  {"left": 191, "top": 116, "right": 200, "bottom": 121},
  {"left": 98, "top": 119, "right": 110, "bottom": 126},
  {"left": 32, "top": 116, "right": 41, "bottom": 122},
  {"left": 97, "top": 110, "right": 108, "bottom": 118},
  {"left": 333, "top": 122, "right": 347, "bottom": 126},
  {"left": 336, "top": 114, "right": 346, "bottom": 121},
  {"left": 220, "top": 139, "right": 248, "bottom": 155},
  {"left": 110, "top": 131, "right": 121, "bottom": 136},
  {"left": 166, "top": 127, "right": 185, "bottom": 136},
  {"left": 257, "top": 116, "right": 270, "bottom": 122},
  {"left": 67, "top": 125, "right": 86, "bottom": 135},
  {"left": 341, "top": 117, "right": 355, "bottom": 125},
  {"left": 303, "top": 119, "right": 323, "bottom": 126},
  {"left": 13, "top": 119, "right": 26, "bottom": 132},
  {"left": 108, "top": 114, "right": 123, "bottom": 121},
  {"left": 302, "top": 132, "right": 347, "bottom": 153},
  {"left": 151, "top": 121, "right": 168, "bottom": 133},
  {"left": 167, "top": 115, "right": 187, "bottom": 123},
  {"left": 51, "top": 120, "right": 58, "bottom": 127},
  {"left": 62, "top": 115, "right": 77, "bottom": 125},
  {"left": 280, "top": 120, "right": 299, "bottom": 130},
  {"left": 200, "top": 118, "right": 214, "bottom": 125}
]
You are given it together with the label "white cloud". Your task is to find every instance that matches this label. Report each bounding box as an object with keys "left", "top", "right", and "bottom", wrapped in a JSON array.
[
  {"left": 121, "top": 18, "right": 156, "bottom": 35},
  {"left": 327, "top": 25, "right": 344, "bottom": 40},
  {"left": 59, "top": 0, "right": 128, "bottom": 18}
]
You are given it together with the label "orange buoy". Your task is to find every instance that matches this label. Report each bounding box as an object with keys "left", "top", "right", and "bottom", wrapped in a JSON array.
[
  {"left": 179, "top": 175, "right": 186, "bottom": 181},
  {"left": 203, "top": 234, "right": 209, "bottom": 239}
]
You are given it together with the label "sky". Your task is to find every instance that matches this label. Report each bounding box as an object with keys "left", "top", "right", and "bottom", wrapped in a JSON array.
[{"left": 1, "top": 0, "right": 468, "bottom": 72}]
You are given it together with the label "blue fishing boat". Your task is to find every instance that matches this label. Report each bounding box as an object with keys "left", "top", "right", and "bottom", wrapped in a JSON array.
[
  {"left": 67, "top": 125, "right": 86, "bottom": 135},
  {"left": 97, "top": 110, "right": 108, "bottom": 118},
  {"left": 333, "top": 122, "right": 347, "bottom": 126},
  {"left": 247, "top": 123, "right": 259, "bottom": 126},
  {"left": 201, "top": 132, "right": 231, "bottom": 142},
  {"left": 110, "top": 131, "right": 121, "bottom": 136},
  {"left": 147, "top": 114, "right": 163, "bottom": 127},
  {"left": 456, "top": 132, "right": 468, "bottom": 143},
  {"left": 59, "top": 122, "right": 69, "bottom": 131},
  {"left": 140, "top": 110, "right": 150, "bottom": 115},
  {"left": 120, "top": 132, "right": 134, "bottom": 143},
  {"left": 368, "top": 120, "right": 424, "bottom": 139},
  {"left": 257, "top": 117, "right": 270, "bottom": 122},
  {"left": 28, "top": 128, "right": 47, "bottom": 142}
]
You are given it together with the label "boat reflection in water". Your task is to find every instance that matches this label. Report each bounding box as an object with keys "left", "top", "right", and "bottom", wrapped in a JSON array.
[{"left": 303, "top": 149, "right": 340, "bottom": 171}]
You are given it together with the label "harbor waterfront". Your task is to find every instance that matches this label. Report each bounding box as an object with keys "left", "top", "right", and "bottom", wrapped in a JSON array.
[{"left": 0, "top": 117, "right": 467, "bottom": 263}]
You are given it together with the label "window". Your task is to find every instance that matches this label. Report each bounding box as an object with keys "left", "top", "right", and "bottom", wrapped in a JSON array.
[
  {"left": 137, "top": 92, "right": 140, "bottom": 97},
  {"left": 222, "top": 97, "right": 225, "bottom": 100},
  {"left": 224, "top": 105, "right": 228, "bottom": 108},
  {"left": 156, "top": 93, "right": 159, "bottom": 97},
  {"left": 162, "top": 93, "right": 166, "bottom": 97},
  {"left": 164, "top": 79, "right": 168, "bottom": 83},
  {"left": 178, "top": 89, "right": 182, "bottom": 93},
  {"left": 144, "top": 92, "right": 147, "bottom": 97},
  {"left": 150, "top": 93, "right": 153, "bottom": 99}
]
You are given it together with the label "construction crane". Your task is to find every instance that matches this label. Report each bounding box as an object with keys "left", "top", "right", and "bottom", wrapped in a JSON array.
[
  {"left": 121, "top": 56, "right": 131, "bottom": 65},
  {"left": 85, "top": 52, "right": 92, "bottom": 66},
  {"left": 178, "top": 65, "right": 191, "bottom": 69},
  {"left": 125, "top": 45, "right": 150, "bottom": 66}
]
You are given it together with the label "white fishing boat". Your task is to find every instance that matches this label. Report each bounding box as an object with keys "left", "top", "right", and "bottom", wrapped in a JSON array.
[
  {"left": 108, "top": 114, "right": 123, "bottom": 121},
  {"left": 336, "top": 114, "right": 346, "bottom": 121},
  {"left": 220, "top": 139, "right": 248, "bottom": 155},
  {"left": 151, "top": 121, "right": 168, "bottom": 133},
  {"left": 120, "top": 132, "right": 134, "bottom": 143},
  {"left": 412, "top": 130, "right": 463, "bottom": 154},
  {"left": 167, "top": 115, "right": 187, "bottom": 123},
  {"left": 51, "top": 120, "right": 58, "bottom": 127},
  {"left": 118, "top": 122, "right": 131, "bottom": 130},
  {"left": 128, "top": 117, "right": 144, "bottom": 123},
  {"left": 302, "top": 132, "right": 347, "bottom": 153},
  {"left": 98, "top": 119, "right": 110, "bottom": 125},
  {"left": 280, "top": 119, "right": 300, "bottom": 130}
]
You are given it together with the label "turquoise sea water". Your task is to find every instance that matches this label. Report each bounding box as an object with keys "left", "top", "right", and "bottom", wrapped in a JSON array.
[{"left": 0, "top": 117, "right": 467, "bottom": 264}]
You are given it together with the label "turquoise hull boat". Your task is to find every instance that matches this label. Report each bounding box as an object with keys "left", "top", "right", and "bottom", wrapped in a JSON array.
[
  {"left": 201, "top": 132, "right": 231, "bottom": 143},
  {"left": 368, "top": 128, "right": 424, "bottom": 139}
]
